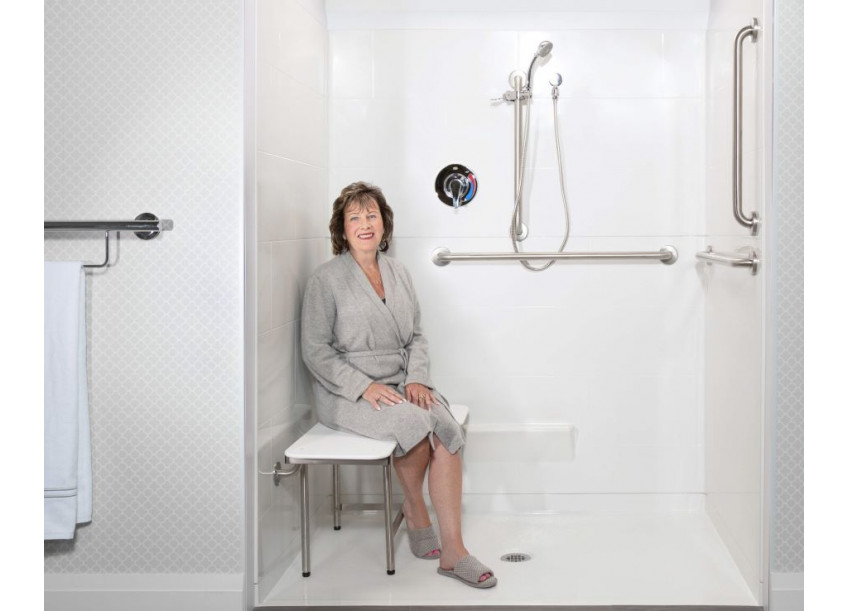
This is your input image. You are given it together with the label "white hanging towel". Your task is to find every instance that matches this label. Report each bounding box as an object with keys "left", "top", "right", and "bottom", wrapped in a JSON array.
[{"left": 44, "top": 262, "right": 92, "bottom": 539}]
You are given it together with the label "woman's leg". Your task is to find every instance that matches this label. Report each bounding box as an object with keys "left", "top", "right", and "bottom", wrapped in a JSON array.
[
  {"left": 392, "top": 438, "right": 432, "bottom": 529},
  {"left": 428, "top": 435, "right": 492, "bottom": 581}
]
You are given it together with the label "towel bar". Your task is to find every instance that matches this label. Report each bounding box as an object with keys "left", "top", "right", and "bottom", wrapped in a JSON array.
[{"left": 44, "top": 212, "right": 174, "bottom": 269}]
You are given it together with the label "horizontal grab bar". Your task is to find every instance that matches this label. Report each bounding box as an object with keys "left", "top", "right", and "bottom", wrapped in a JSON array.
[
  {"left": 432, "top": 246, "right": 678, "bottom": 266},
  {"left": 696, "top": 246, "right": 759, "bottom": 275}
]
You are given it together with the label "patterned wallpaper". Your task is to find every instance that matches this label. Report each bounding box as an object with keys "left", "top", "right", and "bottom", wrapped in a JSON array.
[
  {"left": 773, "top": 0, "right": 804, "bottom": 573},
  {"left": 43, "top": 0, "right": 244, "bottom": 573}
]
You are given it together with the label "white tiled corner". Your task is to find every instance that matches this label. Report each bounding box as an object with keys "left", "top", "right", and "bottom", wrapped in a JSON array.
[{"left": 257, "top": 322, "right": 296, "bottom": 428}]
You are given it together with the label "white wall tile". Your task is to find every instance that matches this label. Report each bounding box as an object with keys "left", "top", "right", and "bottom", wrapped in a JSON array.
[
  {"left": 327, "top": 2, "right": 710, "bottom": 31},
  {"left": 270, "top": 237, "right": 331, "bottom": 329},
  {"left": 258, "top": 153, "right": 329, "bottom": 242},
  {"left": 661, "top": 32, "right": 706, "bottom": 98},
  {"left": 257, "top": 0, "right": 283, "bottom": 75},
  {"left": 294, "top": 318, "right": 314, "bottom": 407},
  {"left": 582, "top": 372, "right": 700, "bottom": 447},
  {"left": 259, "top": 0, "right": 327, "bottom": 96},
  {"left": 279, "top": 0, "right": 328, "bottom": 96},
  {"left": 258, "top": 503, "right": 295, "bottom": 584},
  {"left": 255, "top": 0, "right": 329, "bottom": 589},
  {"left": 272, "top": 241, "right": 301, "bottom": 327},
  {"left": 331, "top": 100, "right": 380, "bottom": 167},
  {"left": 436, "top": 375, "right": 587, "bottom": 425},
  {"left": 526, "top": 98, "right": 705, "bottom": 236},
  {"left": 297, "top": 0, "right": 328, "bottom": 28},
  {"left": 519, "top": 30, "right": 665, "bottom": 98},
  {"left": 257, "top": 422, "right": 277, "bottom": 517},
  {"left": 331, "top": 31, "right": 373, "bottom": 99},
  {"left": 706, "top": 0, "right": 762, "bottom": 31},
  {"left": 257, "top": 62, "right": 328, "bottom": 166},
  {"left": 258, "top": 242, "right": 273, "bottom": 333},
  {"left": 702, "top": 1, "right": 766, "bottom": 598},
  {"left": 258, "top": 323, "right": 297, "bottom": 428},
  {"left": 706, "top": 30, "right": 734, "bottom": 96},
  {"left": 373, "top": 30, "right": 518, "bottom": 100}
]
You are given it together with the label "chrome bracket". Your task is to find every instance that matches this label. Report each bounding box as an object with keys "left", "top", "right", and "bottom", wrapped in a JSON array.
[{"left": 260, "top": 461, "right": 301, "bottom": 486}]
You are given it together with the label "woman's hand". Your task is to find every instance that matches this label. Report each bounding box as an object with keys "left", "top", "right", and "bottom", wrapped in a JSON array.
[
  {"left": 362, "top": 383, "right": 406, "bottom": 411},
  {"left": 405, "top": 383, "right": 435, "bottom": 410}
]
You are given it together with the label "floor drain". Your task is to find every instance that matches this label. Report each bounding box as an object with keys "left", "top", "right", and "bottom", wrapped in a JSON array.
[{"left": 500, "top": 552, "right": 531, "bottom": 563}]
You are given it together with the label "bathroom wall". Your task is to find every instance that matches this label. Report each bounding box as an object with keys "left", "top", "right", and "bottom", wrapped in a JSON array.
[
  {"left": 43, "top": 0, "right": 244, "bottom": 609},
  {"left": 771, "top": 0, "right": 804, "bottom": 607},
  {"left": 703, "top": 0, "right": 767, "bottom": 601},
  {"left": 328, "top": 0, "right": 710, "bottom": 507},
  {"left": 252, "top": 0, "right": 330, "bottom": 602}
]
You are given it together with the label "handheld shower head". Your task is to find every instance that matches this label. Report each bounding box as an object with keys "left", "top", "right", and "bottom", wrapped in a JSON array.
[{"left": 526, "top": 41, "right": 554, "bottom": 92}]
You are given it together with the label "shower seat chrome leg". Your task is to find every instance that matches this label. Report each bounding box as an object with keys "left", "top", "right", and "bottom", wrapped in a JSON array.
[
  {"left": 383, "top": 460, "right": 396, "bottom": 575},
  {"left": 300, "top": 464, "right": 310, "bottom": 577},
  {"left": 332, "top": 464, "right": 341, "bottom": 530}
]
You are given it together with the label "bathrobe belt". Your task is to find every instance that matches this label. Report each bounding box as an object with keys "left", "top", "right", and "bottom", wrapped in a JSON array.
[
  {"left": 344, "top": 347, "right": 409, "bottom": 373},
  {"left": 344, "top": 346, "right": 443, "bottom": 451}
]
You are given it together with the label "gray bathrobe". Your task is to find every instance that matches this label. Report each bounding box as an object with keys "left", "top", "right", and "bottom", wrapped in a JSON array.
[{"left": 301, "top": 251, "right": 464, "bottom": 456}]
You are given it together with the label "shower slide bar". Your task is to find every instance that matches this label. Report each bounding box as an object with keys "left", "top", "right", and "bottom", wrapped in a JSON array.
[
  {"left": 432, "top": 245, "right": 678, "bottom": 266},
  {"left": 696, "top": 246, "right": 759, "bottom": 275},
  {"left": 733, "top": 18, "right": 761, "bottom": 235},
  {"left": 44, "top": 213, "right": 174, "bottom": 268}
]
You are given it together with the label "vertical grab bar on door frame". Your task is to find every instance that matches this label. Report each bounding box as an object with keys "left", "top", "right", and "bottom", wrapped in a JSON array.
[{"left": 733, "top": 18, "right": 761, "bottom": 235}]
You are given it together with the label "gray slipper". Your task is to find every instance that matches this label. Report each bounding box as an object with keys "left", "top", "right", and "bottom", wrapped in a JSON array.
[
  {"left": 407, "top": 525, "right": 441, "bottom": 559},
  {"left": 437, "top": 555, "right": 497, "bottom": 588}
]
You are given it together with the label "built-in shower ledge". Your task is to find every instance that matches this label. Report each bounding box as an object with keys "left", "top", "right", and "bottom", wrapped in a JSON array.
[{"left": 330, "top": 493, "right": 708, "bottom": 515}]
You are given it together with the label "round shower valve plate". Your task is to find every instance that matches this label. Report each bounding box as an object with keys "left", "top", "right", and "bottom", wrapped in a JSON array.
[{"left": 435, "top": 164, "right": 478, "bottom": 208}]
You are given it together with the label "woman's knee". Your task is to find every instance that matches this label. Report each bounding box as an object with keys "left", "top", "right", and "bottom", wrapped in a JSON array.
[
  {"left": 397, "top": 437, "right": 431, "bottom": 463},
  {"left": 431, "top": 434, "right": 457, "bottom": 456}
]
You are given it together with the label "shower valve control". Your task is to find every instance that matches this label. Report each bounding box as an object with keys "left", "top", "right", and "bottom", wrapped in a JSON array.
[{"left": 435, "top": 164, "right": 477, "bottom": 209}]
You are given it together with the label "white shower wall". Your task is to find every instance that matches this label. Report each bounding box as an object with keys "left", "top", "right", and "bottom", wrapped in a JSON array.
[
  {"left": 703, "top": 0, "right": 768, "bottom": 601},
  {"left": 329, "top": 6, "right": 709, "bottom": 503},
  {"left": 253, "top": 0, "right": 331, "bottom": 601}
]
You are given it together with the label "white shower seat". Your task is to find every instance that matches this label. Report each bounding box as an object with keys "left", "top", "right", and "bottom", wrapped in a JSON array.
[{"left": 283, "top": 403, "right": 469, "bottom": 577}]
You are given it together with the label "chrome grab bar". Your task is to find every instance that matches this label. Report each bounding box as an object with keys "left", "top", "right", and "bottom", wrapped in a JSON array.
[
  {"left": 733, "top": 18, "right": 761, "bottom": 235},
  {"left": 696, "top": 246, "right": 759, "bottom": 275},
  {"left": 432, "top": 246, "right": 678, "bottom": 266}
]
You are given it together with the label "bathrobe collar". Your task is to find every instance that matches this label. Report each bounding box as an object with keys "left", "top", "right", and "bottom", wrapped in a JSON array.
[{"left": 342, "top": 251, "right": 406, "bottom": 344}]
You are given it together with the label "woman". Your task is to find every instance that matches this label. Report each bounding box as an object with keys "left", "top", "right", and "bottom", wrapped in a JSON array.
[{"left": 301, "top": 182, "right": 496, "bottom": 589}]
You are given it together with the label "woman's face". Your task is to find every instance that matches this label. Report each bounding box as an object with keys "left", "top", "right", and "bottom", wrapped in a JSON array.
[{"left": 343, "top": 198, "right": 384, "bottom": 257}]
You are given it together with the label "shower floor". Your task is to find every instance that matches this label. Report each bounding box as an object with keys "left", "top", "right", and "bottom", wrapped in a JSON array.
[{"left": 261, "top": 505, "right": 759, "bottom": 608}]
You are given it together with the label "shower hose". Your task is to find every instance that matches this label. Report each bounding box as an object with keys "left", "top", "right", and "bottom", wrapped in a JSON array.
[{"left": 510, "top": 93, "right": 571, "bottom": 271}]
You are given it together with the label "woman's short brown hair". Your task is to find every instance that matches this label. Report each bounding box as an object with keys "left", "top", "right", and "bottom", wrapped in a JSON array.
[{"left": 329, "top": 182, "right": 394, "bottom": 255}]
